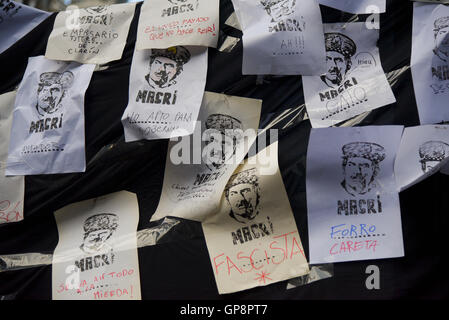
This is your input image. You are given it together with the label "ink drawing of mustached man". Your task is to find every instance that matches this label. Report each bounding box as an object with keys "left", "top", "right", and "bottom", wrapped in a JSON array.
[
  {"left": 80, "top": 213, "right": 118, "bottom": 255},
  {"left": 321, "top": 33, "right": 357, "bottom": 89},
  {"left": 225, "top": 168, "right": 260, "bottom": 224},
  {"left": 341, "top": 142, "right": 386, "bottom": 197},
  {"left": 145, "top": 46, "right": 191, "bottom": 89},
  {"left": 36, "top": 71, "right": 74, "bottom": 117},
  {"left": 260, "top": 0, "right": 305, "bottom": 32},
  {"left": 203, "top": 114, "right": 243, "bottom": 171}
]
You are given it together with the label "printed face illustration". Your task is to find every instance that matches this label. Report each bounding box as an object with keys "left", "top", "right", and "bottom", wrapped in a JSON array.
[
  {"left": 37, "top": 83, "right": 64, "bottom": 115},
  {"left": 423, "top": 160, "right": 441, "bottom": 173},
  {"left": 203, "top": 114, "right": 243, "bottom": 171},
  {"left": 325, "top": 51, "right": 348, "bottom": 86},
  {"left": 341, "top": 142, "right": 385, "bottom": 196},
  {"left": 227, "top": 183, "right": 259, "bottom": 222},
  {"left": 83, "top": 229, "right": 112, "bottom": 252},
  {"left": 150, "top": 56, "right": 178, "bottom": 88},
  {"left": 261, "top": 0, "right": 296, "bottom": 21},
  {"left": 435, "top": 25, "right": 449, "bottom": 55},
  {"left": 205, "top": 133, "right": 237, "bottom": 170},
  {"left": 80, "top": 213, "right": 118, "bottom": 254},
  {"left": 343, "top": 157, "right": 375, "bottom": 194},
  {"left": 146, "top": 47, "right": 190, "bottom": 89},
  {"left": 36, "top": 71, "right": 74, "bottom": 116},
  {"left": 419, "top": 141, "right": 449, "bottom": 173},
  {"left": 85, "top": 6, "right": 108, "bottom": 14}
]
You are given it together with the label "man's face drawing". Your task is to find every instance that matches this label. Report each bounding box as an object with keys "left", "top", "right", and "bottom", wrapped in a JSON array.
[
  {"left": 227, "top": 183, "right": 258, "bottom": 221},
  {"left": 325, "top": 51, "right": 348, "bottom": 86},
  {"left": 262, "top": 0, "right": 295, "bottom": 21},
  {"left": 343, "top": 157, "right": 375, "bottom": 194},
  {"left": 423, "top": 160, "right": 441, "bottom": 173},
  {"left": 37, "top": 83, "right": 64, "bottom": 115},
  {"left": 83, "top": 229, "right": 112, "bottom": 252},
  {"left": 206, "top": 133, "right": 236, "bottom": 170},
  {"left": 435, "top": 25, "right": 449, "bottom": 54},
  {"left": 149, "top": 56, "right": 178, "bottom": 88}
]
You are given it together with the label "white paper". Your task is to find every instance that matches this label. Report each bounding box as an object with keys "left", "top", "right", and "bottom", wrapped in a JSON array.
[
  {"left": 6, "top": 56, "right": 95, "bottom": 175},
  {"left": 411, "top": 3, "right": 449, "bottom": 124},
  {"left": 395, "top": 125, "right": 449, "bottom": 191},
  {"left": 122, "top": 46, "right": 208, "bottom": 141},
  {"left": 317, "top": 0, "right": 386, "bottom": 14},
  {"left": 45, "top": 3, "right": 136, "bottom": 64},
  {"left": 52, "top": 191, "right": 141, "bottom": 300},
  {"left": 0, "top": 0, "right": 50, "bottom": 54},
  {"left": 232, "top": 0, "right": 327, "bottom": 75},
  {"left": 0, "top": 91, "right": 24, "bottom": 224},
  {"left": 303, "top": 22, "right": 396, "bottom": 128},
  {"left": 306, "top": 126, "right": 405, "bottom": 264},
  {"left": 202, "top": 142, "right": 309, "bottom": 294},
  {"left": 136, "top": 0, "right": 219, "bottom": 49},
  {"left": 150, "top": 91, "right": 262, "bottom": 222}
]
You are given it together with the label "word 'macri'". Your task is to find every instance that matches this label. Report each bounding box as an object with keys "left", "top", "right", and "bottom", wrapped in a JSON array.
[
  {"left": 231, "top": 219, "right": 274, "bottom": 245},
  {"left": 337, "top": 195, "right": 382, "bottom": 215},
  {"left": 432, "top": 65, "right": 449, "bottom": 81},
  {"left": 269, "top": 19, "right": 303, "bottom": 33},
  {"left": 74, "top": 251, "right": 115, "bottom": 272},
  {"left": 161, "top": 2, "right": 197, "bottom": 17},
  {"left": 136, "top": 89, "right": 178, "bottom": 105},
  {"left": 29, "top": 114, "right": 63, "bottom": 133},
  {"left": 320, "top": 77, "right": 359, "bottom": 101}
]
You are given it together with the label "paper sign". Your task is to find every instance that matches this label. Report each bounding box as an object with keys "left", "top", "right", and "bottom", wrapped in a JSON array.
[
  {"left": 0, "top": 0, "right": 50, "bottom": 54},
  {"left": 136, "top": 0, "right": 219, "bottom": 49},
  {"left": 45, "top": 3, "right": 136, "bottom": 64},
  {"left": 306, "top": 126, "right": 405, "bottom": 263},
  {"left": 413, "top": 1, "right": 449, "bottom": 4},
  {"left": 0, "top": 91, "right": 24, "bottom": 224},
  {"left": 6, "top": 56, "right": 95, "bottom": 175},
  {"left": 302, "top": 22, "right": 396, "bottom": 128},
  {"left": 202, "top": 142, "right": 309, "bottom": 294},
  {"left": 395, "top": 125, "right": 449, "bottom": 191},
  {"left": 231, "top": 0, "right": 326, "bottom": 75},
  {"left": 411, "top": 3, "right": 449, "bottom": 124},
  {"left": 52, "top": 191, "right": 141, "bottom": 300},
  {"left": 122, "top": 46, "right": 208, "bottom": 141},
  {"left": 317, "top": 0, "right": 386, "bottom": 14},
  {"left": 150, "top": 91, "right": 262, "bottom": 222}
]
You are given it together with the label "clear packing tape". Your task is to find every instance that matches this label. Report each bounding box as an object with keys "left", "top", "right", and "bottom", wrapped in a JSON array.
[{"left": 0, "top": 217, "right": 180, "bottom": 273}]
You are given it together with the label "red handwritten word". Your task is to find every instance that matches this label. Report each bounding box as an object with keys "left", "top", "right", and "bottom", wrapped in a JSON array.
[
  {"left": 0, "top": 200, "right": 22, "bottom": 223},
  {"left": 212, "top": 231, "right": 305, "bottom": 276},
  {"left": 329, "top": 240, "right": 378, "bottom": 255},
  {"left": 182, "top": 17, "right": 209, "bottom": 25},
  {"left": 93, "top": 285, "right": 134, "bottom": 300},
  {"left": 144, "top": 21, "right": 180, "bottom": 32},
  {"left": 56, "top": 268, "right": 135, "bottom": 294},
  {"left": 198, "top": 24, "right": 216, "bottom": 36}
]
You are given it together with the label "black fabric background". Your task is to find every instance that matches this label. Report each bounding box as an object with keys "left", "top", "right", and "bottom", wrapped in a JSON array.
[{"left": 0, "top": 0, "right": 447, "bottom": 300}]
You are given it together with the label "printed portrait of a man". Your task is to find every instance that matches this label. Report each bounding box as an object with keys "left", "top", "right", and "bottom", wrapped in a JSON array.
[
  {"left": 85, "top": 6, "right": 108, "bottom": 15},
  {"left": 203, "top": 114, "right": 243, "bottom": 171},
  {"left": 341, "top": 142, "right": 386, "bottom": 197},
  {"left": 431, "top": 16, "right": 449, "bottom": 86},
  {"left": 260, "top": 0, "right": 296, "bottom": 22},
  {"left": 419, "top": 141, "right": 449, "bottom": 173},
  {"left": 321, "top": 33, "right": 357, "bottom": 88},
  {"left": 80, "top": 213, "right": 118, "bottom": 255},
  {"left": 145, "top": 46, "right": 191, "bottom": 89},
  {"left": 36, "top": 71, "right": 74, "bottom": 117},
  {"left": 225, "top": 168, "right": 260, "bottom": 224}
]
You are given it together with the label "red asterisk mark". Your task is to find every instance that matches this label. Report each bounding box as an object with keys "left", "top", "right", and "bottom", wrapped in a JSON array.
[{"left": 254, "top": 270, "right": 272, "bottom": 284}]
